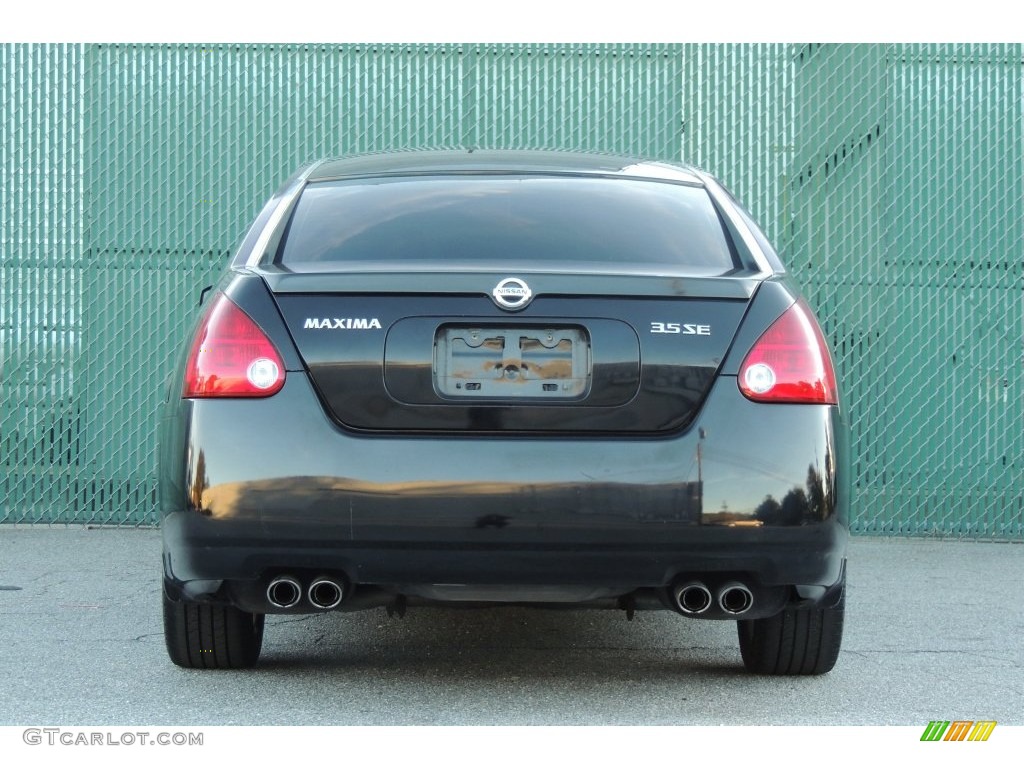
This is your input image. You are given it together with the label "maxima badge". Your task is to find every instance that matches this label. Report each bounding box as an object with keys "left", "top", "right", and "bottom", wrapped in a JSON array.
[{"left": 492, "top": 277, "right": 533, "bottom": 311}]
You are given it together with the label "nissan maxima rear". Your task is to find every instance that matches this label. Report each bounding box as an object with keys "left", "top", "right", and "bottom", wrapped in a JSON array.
[{"left": 159, "top": 150, "right": 848, "bottom": 674}]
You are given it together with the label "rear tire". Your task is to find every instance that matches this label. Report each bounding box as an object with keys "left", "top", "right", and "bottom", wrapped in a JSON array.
[
  {"left": 737, "top": 580, "right": 845, "bottom": 675},
  {"left": 163, "top": 588, "right": 264, "bottom": 669}
]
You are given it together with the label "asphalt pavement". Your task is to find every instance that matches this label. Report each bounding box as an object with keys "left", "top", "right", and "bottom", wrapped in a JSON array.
[{"left": 0, "top": 528, "right": 1020, "bottom": 726}]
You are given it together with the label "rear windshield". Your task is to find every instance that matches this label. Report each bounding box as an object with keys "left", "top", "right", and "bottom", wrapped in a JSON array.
[{"left": 277, "top": 175, "right": 740, "bottom": 273}]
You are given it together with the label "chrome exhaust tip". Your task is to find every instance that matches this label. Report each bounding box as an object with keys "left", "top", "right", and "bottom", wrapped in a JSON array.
[
  {"left": 673, "top": 581, "right": 713, "bottom": 615},
  {"left": 307, "top": 577, "right": 344, "bottom": 610},
  {"left": 266, "top": 575, "right": 302, "bottom": 609},
  {"left": 718, "top": 582, "right": 754, "bottom": 615}
]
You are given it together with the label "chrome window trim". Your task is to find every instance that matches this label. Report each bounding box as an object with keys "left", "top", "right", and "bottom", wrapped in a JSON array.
[
  {"left": 243, "top": 160, "right": 328, "bottom": 268},
  {"left": 692, "top": 170, "right": 774, "bottom": 276}
]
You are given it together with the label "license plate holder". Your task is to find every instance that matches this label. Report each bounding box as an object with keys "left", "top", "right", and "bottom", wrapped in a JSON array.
[{"left": 434, "top": 325, "right": 591, "bottom": 400}]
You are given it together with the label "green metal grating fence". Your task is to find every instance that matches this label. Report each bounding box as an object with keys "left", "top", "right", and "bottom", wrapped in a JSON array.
[{"left": 1, "top": 43, "right": 1021, "bottom": 536}]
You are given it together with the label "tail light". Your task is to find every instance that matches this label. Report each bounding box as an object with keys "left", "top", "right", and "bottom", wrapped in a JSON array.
[
  {"left": 738, "top": 299, "right": 838, "bottom": 405},
  {"left": 182, "top": 293, "right": 286, "bottom": 398}
]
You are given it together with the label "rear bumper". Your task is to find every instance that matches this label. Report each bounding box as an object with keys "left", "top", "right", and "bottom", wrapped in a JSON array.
[
  {"left": 163, "top": 513, "right": 847, "bottom": 587},
  {"left": 159, "top": 372, "right": 849, "bottom": 610}
]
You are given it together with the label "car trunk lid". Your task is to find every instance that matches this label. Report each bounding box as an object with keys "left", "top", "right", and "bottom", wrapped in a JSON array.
[{"left": 263, "top": 268, "right": 757, "bottom": 434}]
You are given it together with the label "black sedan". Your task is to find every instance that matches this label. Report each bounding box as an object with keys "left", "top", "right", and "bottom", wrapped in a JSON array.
[{"left": 159, "top": 150, "right": 848, "bottom": 674}]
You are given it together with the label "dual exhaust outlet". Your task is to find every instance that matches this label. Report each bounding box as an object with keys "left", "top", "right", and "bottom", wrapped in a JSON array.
[
  {"left": 266, "top": 575, "right": 345, "bottom": 610},
  {"left": 673, "top": 580, "right": 754, "bottom": 616},
  {"left": 269, "top": 573, "right": 750, "bottom": 615}
]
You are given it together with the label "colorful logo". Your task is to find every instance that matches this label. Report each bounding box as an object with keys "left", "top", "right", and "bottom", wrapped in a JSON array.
[{"left": 920, "top": 721, "right": 997, "bottom": 742}]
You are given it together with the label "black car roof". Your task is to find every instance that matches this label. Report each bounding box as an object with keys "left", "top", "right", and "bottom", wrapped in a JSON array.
[{"left": 307, "top": 149, "right": 704, "bottom": 184}]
